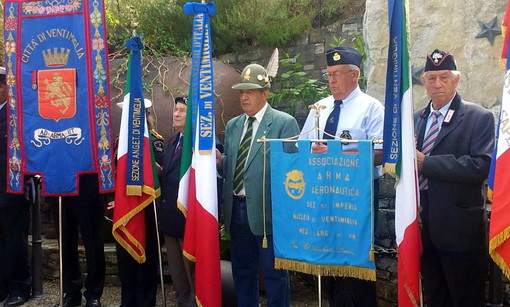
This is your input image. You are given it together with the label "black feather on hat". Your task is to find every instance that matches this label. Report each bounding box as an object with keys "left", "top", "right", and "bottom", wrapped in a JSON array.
[{"left": 424, "top": 49, "right": 457, "bottom": 71}]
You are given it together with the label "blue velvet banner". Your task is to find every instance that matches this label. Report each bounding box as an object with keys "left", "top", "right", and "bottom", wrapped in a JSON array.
[
  {"left": 270, "top": 140, "right": 376, "bottom": 280},
  {"left": 184, "top": 1, "right": 215, "bottom": 153},
  {"left": 4, "top": 0, "right": 114, "bottom": 195}
]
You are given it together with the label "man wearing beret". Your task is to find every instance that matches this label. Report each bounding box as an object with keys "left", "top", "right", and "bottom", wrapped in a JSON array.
[
  {"left": 0, "top": 67, "right": 32, "bottom": 307},
  {"left": 220, "top": 63, "right": 300, "bottom": 306},
  {"left": 415, "top": 49, "right": 494, "bottom": 306},
  {"left": 300, "top": 46, "right": 384, "bottom": 306}
]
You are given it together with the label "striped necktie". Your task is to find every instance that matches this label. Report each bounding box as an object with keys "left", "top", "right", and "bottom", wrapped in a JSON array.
[
  {"left": 233, "top": 116, "right": 255, "bottom": 195},
  {"left": 419, "top": 110, "right": 441, "bottom": 190},
  {"left": 324, "top": 100, "right": 342, "bottom": 139}
]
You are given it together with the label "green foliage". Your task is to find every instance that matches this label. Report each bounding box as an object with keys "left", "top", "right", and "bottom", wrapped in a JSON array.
[
  {"left": 104, "top": 0, "right": 353, "bottom": 56},
  {"left": 105, "top": 0, "right": 191, "bottom": 56},
  {"left": 212, "top": 0, "right": 314, "bottom": 53},
  {"left": 268, "top": 53, "right": 330, "bottom": 116}
]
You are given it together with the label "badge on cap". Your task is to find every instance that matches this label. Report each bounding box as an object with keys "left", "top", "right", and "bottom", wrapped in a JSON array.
[
  {"left": 424, "top": 49, "right": 457, "bottom": 71},
  {"left": 431, "top": 51, "right": 443, "bottom": 64},
  {"left": 333, "top": 53, "right": 341, "bottom": 61}
]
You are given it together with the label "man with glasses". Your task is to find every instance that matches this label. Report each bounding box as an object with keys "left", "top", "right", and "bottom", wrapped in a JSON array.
[{"left": 299, "top": 46, "right": 384, "bottom": 306}]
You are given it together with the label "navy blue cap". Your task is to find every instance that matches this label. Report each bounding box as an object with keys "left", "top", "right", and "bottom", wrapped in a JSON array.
[
  {"left": 425, "top": 49, "right": 457, "bottom": 71},
  {"left": 175, "top": 96, "right": 187, "bottom": 105},
  {"left": 325, "top": 46, "right": 362, "bottom": 67}
]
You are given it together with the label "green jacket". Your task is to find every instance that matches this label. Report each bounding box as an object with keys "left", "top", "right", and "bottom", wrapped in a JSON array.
[{"left": 222, "top": 105, "right": 299, "bottom": 236}]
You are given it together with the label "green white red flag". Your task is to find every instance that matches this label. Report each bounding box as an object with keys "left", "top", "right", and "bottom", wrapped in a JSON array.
[
  {"left": 179, "top": 2, "right": 221, "bottom": 306},
  {"left": 383, "top": 0, "right": 422, "bottom": 305},
  {"left": 112, "top": 36, "right": 160, "bottom": 263}
]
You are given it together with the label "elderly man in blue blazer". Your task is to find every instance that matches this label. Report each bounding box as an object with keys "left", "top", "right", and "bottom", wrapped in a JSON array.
[
  {"left": 220, "top": 64, "right": 299, "bottom": 307},
  {"left": 415, "top": 49, "right": 495, "bottom": 307}
]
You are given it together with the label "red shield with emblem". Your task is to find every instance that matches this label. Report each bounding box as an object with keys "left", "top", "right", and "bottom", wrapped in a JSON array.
[{"left": 37, "top": 68, "right": 76, "bottom": 121}]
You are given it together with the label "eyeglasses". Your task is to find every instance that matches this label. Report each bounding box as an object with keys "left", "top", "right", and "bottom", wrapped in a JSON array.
[{"left": 323, "top": 70, "right": 353, "bottom": 80}]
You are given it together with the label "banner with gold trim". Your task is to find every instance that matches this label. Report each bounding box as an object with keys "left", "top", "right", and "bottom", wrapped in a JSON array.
[
  {"left": 270, "top": 140, "right": 376, "bottom": 280},
  {"left": 3, "top": 0, "right": 114, "bottom": 195}
]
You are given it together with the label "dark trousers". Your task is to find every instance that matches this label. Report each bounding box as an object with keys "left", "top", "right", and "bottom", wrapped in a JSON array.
[
  {"left": 52, "top": 200, "right": 106, "bottom": 300},
  {"left": 116, "top": 209, "right": 159, "bottom": 307},
  {"left": 0, "top": 204, "right": 31, "bottom": 298},
  {"left": 420, "top": 192, "right": 487, "bottom": 307},
  {"left": 230, "top": 197, "right": 290, "bottom": 307},
  {"left": 324, "top": 277, "right": 376, "bottom": 307},
  {"left": 326, "top": 179, "right": 379, "bottom": 307}
]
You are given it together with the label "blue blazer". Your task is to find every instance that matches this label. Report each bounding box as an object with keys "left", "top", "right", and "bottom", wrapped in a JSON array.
[{"left": 159, "top": 132, "right": 186, "bottom": 237}]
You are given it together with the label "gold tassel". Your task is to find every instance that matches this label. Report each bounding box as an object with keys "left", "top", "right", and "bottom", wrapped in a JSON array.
[
  {"left": 262, "top": 236, "right": 268, "bottom": 248},
  {"left": 369, "top": 247, "right": 374, "bottom": 261}
]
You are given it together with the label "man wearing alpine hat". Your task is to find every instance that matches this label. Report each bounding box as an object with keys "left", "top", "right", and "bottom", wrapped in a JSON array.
[{"left": 219, "top": 63, "right": 299, "bottom": 307}]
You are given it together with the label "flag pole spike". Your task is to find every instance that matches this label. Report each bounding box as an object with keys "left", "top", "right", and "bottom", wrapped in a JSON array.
[{"left": 129, "top": 5, "right": 138, "bottom": 36}]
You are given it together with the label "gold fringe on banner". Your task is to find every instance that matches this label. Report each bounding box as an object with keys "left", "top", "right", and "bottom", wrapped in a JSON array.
[
  {"left": 489, "top": 224, "right": 510, "bottom": 278},
  {"left": 275, "top": 258, "right": 376, "bottom": 281},
  {"left": 126, "top": 185, "right": 142, "bottom": 196},
  {"left": 382, "top": 162, "right": 396, "bottom": 176}
]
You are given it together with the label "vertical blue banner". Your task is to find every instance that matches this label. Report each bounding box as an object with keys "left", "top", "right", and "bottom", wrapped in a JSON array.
[{"left": 4, "top": 0, "right": 114, "bottom": 195}]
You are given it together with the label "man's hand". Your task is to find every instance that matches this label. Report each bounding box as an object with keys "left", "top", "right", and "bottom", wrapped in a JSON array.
[
  {"left": 416, "top": 149, "right": 425, "bottom": 172},
  {"left": 311, "top": 142, "right": 328, "bottom": 154},
  {"left": 107, "top": 201, "right": 115, "bottom": 210},
  {"left": 216, "top": 148, "right": 223, "bottom": 168}
]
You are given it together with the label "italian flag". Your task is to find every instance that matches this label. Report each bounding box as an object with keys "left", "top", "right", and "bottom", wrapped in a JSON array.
[
  {"left": 112, "top": 36, "right": 160, "bottom": 263},
  {"left": 179, "top": 2, "right": 221, "bottom": 306},
  {"left": 384, "top": 0, "right": 422, "bottom": 306},
  {"left": 489, "top": 0, "right": 510, "bottom": 278}
]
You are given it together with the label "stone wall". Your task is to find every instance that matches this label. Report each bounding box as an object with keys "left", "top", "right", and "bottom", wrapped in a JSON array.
[
  {"left": 218, "top": 17, "right": 365, "bottom": 125},
  {"left": 364, "top": 0, "right": 506, "bottom": 113}
]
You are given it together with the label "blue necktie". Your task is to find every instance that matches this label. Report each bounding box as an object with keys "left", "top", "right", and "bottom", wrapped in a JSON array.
[{"left": 323, "top": 100, "right": 342, "bottom": 139}]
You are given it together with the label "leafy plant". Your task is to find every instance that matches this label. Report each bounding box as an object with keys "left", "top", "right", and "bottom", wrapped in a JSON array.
[
  {"left": 103, "top": 0, "right": 357, "bottom": 57},
  {"left": 269, "top": 53, "right": 330, "bottom": 116}
]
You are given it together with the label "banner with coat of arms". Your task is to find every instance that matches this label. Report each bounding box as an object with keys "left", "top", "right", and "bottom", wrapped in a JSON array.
[
  {"left": 270, "top": 140, "right": 376, "bottom": 281},
  {"left": 3, "top": 0, "right": 114, "bottom": 195}
]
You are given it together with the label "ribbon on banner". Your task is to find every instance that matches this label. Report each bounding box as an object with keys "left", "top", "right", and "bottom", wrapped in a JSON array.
[
  {"left": 4, "top": 0, "right": 114, "bottom": 195},
  {"left": 270, "top": 140, "right": 376, "bottom": 280},
  {"left": 124, "top": 37, "right": 146, "bottom": 195},
  {"left": 381, "top": 11, "right": 404, "bottom": 176},
  {"left": 184, "top": 1, "right": 215, "bottom": 153}
]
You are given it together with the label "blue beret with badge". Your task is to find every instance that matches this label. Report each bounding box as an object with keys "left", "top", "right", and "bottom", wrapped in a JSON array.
[
  {"left": 325, "top": 46, "right": 362, "bottom": 68},
  {"left": 424, "top": 49, "right": 457, "bottom": 72}
]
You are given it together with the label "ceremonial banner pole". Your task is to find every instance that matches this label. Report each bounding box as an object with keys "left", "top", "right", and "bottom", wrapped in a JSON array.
[
  {"left": 152, "top": 200, "right": 167, "bottom": 307},
  {"left": 31, "top": 176, "right": 43, "bottom": 299},
  {"left": 58, "top": 197, "right": 64, "bottom": 307}
]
